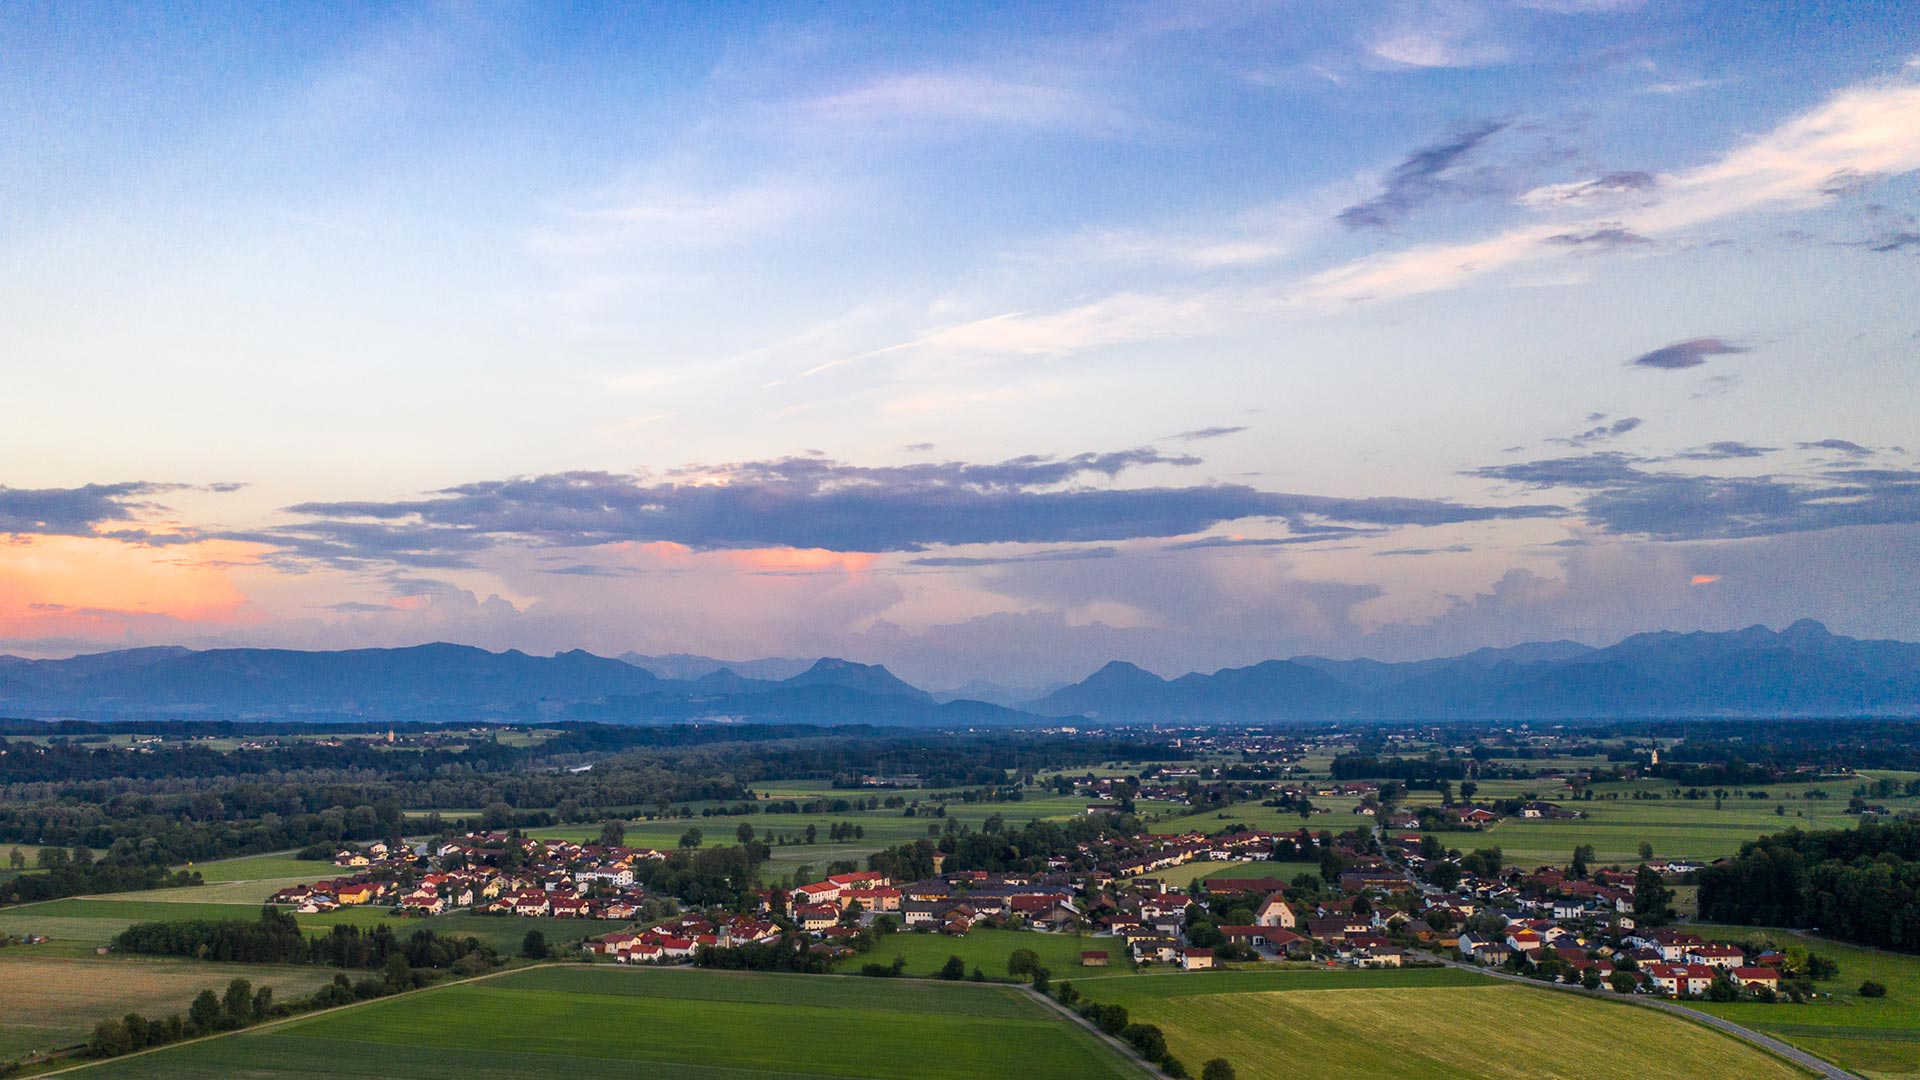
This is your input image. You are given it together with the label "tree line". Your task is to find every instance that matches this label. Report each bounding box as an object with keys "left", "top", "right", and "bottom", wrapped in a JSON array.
[{"left": 1698, "top": 818, "right": 1920, "bottom": 951}]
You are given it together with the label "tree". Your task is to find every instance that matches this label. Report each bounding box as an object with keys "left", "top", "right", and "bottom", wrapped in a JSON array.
[
  {"left": 6, "top": 847, "right": 22, "bottom": 870},
  {"left": 522, "top": 929, "right": 548, "bottom": 959},
  {"left": 939, "top": 954, "right": 967, "bottom": 980},
  {"left": 1638, "top": 841, "right": 1654, "bottom": 860},
  {"left": 736, "top": 822, "right": 755, "bottom": 845},
  {"left": 223, "top": 977, "right": 255, "bottom": 1027},
  {"left": 804, "top": 823, "right": 818, "bottom": 844},
  {"left": 679, "top": 827, "right": 704, "bottom": 849},
  {"left": 1632, "top": 866, "right": 1674, "bottom": 926},
  {"left": 1032, "top": 967, "right": 1051, "bottom": 994},
  {"left": 1008, "top": 947, "right": 1041, "bottom": 979},
  {"left": 1610, "top": 970, "right": 1639, "bottom": 994},
  {"left": 1581, "top": 967, "right": 1603, "bottom": 991},
  {"left": 1202, "top": 1060, "right": 1238, "bottom": 1080},
  {"left": 188, "top": 989, "right": 222, "bottom": 1033},
  {"left": 89, "top": 1017, "right": 133, "bottom": 1058},
  {"left": 1571, "top": 845, "right": 1595, "bottom": 879},
  {"left": 1860, "top": 980, "right": 1888, "bottom": 998},
  {"left": 599, "top": 820, "right": 626, "bottom": 847}
]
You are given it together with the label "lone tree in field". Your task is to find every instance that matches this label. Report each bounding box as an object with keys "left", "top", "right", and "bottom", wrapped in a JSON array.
[
  {"left": 737, "top": 822, "right": 755, "bottom": 844},
  {"left": 1007, "top": 947, "right": 1041, "bottom": 980},
  {"left": 599, "top": 820, "right": 626, "bottom": 847},
  {"left": 679, "top": 827, "right": 703, "bottom": 849},
  {"left": 939, "top": 954, "right": 967, "bottom": 980},
  {"left": 522, "top": 929, "right": 548, "bottom": 959},
  {"left": 1202, "top": 1060, "right": 1238, "bottom": 1080}
]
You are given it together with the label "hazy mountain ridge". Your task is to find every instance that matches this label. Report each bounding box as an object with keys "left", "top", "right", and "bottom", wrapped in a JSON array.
[
  {"left": 2, "top": 620, "right": 1915, "bottom": 724},
  {"left": 1033, "top": 621, "right": 1920, "bottom": 720}
]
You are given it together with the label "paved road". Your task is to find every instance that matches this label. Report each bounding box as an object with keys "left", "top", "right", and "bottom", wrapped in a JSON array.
[{"left": 1417, "top": 952, "right": 1860, "bottom": 1080}]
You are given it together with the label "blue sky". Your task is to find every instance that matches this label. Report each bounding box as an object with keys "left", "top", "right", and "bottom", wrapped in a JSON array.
[{"left": 3, "top": 2, "right": 1918, "bottom": 688}]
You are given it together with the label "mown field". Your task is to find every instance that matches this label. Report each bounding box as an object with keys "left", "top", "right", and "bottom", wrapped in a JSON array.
[
  {"left": 0, "top": 897, "right": 631, "bottom": 954},
  {"left": 0, "top": 953, "right": 335, "bottom": 1060},
  {"left": 1082, "top": 968, "right": 1814, "bottom": 1080},
  {"left": 1125, "top": 859, "right": 1320, "bottom": 889},
  {"left": 1688, "top": 924, "right": 1920, "bottom": 1080},
  {"left": 832, "top": 928, "right": 1137, "bottom": 980},
  {"left": 73, "top": 965, "right": 1142, "bottom": 1079}
]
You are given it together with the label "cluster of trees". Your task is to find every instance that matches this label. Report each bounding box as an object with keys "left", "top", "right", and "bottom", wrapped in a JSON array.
[
  {"left": 1330, "top": 755, "right": 1470, "bottom": 781},
  {"left": 693, "top": 937, "right": 834, "bottom": 973},
  {"left": 113, "top": 907, "right": 495, "bottom": 973},
  {"left": 1698, "top": 819, "right": 1920, "bottom": 951},
  {"left": 1058, "top": 988, "right": 1203, "bottom": 1078},
  {"left": 0, "top": 845, "right": 200, "bottom": 905}
]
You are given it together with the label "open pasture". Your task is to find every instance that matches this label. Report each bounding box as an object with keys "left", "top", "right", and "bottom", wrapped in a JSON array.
[
  {"left": 71, "top": 965, "right": 1142, "bottom": 1079},
  {"left": 832, "top": 928, "right": 1131, "bottom": 980}
]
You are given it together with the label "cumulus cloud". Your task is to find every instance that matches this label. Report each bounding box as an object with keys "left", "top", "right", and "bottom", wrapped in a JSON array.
[{"left": 1628, "top": 337, "right": 1748, "bottom": 369}]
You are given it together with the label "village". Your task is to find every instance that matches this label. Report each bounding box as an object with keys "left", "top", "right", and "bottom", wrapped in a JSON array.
[{"left": 263, "top": 774, "right": 1817, "bottom": 1005}]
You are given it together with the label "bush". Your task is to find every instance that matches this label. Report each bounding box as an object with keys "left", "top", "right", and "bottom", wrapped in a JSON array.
[{"left": 1859, "top": 980, "right": 1889, "bottom": 998}]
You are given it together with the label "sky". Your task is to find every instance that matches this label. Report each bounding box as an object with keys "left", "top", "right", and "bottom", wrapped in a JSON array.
[{"left": 3, "top": 1, "right": 1919, "bottom": 690}]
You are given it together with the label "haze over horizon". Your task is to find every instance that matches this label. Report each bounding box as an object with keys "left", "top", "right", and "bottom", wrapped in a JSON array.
[{"left": 5, "top": 4, "right": 1919, "bottom": 689}]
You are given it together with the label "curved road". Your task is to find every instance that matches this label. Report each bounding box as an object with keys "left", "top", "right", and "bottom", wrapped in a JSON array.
[{"left": 1416, "top": 952, "right": 1859, "bottom": 1080}]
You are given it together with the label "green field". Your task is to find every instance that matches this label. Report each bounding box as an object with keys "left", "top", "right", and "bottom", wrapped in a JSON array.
[
  {"left": 74, "top": 965, "right": 1141, "bottom": 1079},
  {"left": 834, "top": 928, "right": 1139, "bottom": 980},
  {"left": 1384, "top": 778, "right": 1915, "bottom": 868},
  {"left": 0, "top": 953, "right": 335, "bottom": 1060},
  {"left": 182, "top": 854, "right": 335, "bottom": 884},
  {"left": 1127, "top": 860, "right": 1320, "bottom": 889},
  {"left": 0, "top": 897, "right": 632, "bottom": 954},
  {"left": 1082, "top": 968, "right": 1812, "bottom": 1080},
  {"left": 1688, "top": 924, "right": 1920, "bottom": 1079}
]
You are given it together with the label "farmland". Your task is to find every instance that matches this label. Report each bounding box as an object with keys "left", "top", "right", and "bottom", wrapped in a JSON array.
[
  {"left": 1688, "top": 924, "right": 1920, "bottom": 1080},
  {"left": 0, "top": 953, "right": 335, "bottom": 1060},
  {"left": 0, "top": 897, "right": 633, "bottom": 954},
  {"left": 1082, "top": 969, "right": 1814, "bottom": 1080},
  {"left": 831, "top": 928, "right": 1137, "bottom": 980},
  {"left": 72, "top": 965, "right": 1143, "bottom": 1079}
]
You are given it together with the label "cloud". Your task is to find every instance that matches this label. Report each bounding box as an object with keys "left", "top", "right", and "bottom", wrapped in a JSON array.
[
  {"left": 0, "top": 482, "right": 187, "bottom": 541},
  {"left": 906, "top": 547, "right": 1119, "bottom": 568},
  {"left": 1542, "top": 225, "right": 1652, "bottom": 248},
  {"left": 1169, "top": 426, "right": 1248, "bottom": 442},
  {"left": 1866, "top": 231, "right": 1920, "bottom": 252},
  {"left": 1798, "top": 438, "right": 1874, "bottom": 456},
  {"left": 1377, "top": 544, "right": 1474, "bottom": 556},
  {"left": 1517, "top": 170, "right": 1659, "bottom": 209},
  {"left": 1628, "top": 337, "right": 1748, "bottom": 369},
  {"left": 1468, "top": 452, "right": 1920, "bottom": 540},
  {"left": 250, "top": 448, "right": 1560, "bottom": 566},
  {"left": 1671, "top": 441, "right": 1778, "bottom": 460},
  {"left": 792, "top": 71, "right": 1128, "bottom": 136},
  {"left": 1337, "top": 121, "right": 1508, "bottom": 229},
  {"left": 1550, "top": 415, "right": 1643, "bottom": 447}
]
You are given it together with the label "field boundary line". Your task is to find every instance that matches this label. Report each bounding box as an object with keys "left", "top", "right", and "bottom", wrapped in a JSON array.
[{"left": 1019, "top": 984, "right": 1166, "bottom": 1080}]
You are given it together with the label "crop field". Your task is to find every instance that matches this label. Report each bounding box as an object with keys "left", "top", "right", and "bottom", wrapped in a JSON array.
[
  {"left": 832, "top": 928, "right": 1137, "bottom": 980},
  {"left": 1689, "top": 924, "right": 1920, "bottom": 1079},
  {"left": 0, "top": 953, "right": 335, "bottom": 1060},
  {"left": 1083, "top": 969, "right": 1812, "bottom": 1080},
  {"left": 74, "top": 965, "right": 1142, "bottom": 1079},
  {"left": 0, "top": 897, "right": 631, "bottom": 954}
]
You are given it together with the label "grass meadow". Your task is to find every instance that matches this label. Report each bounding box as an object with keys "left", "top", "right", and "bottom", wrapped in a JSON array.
[
  {"left": 1687, "top": 924, "right": 1920, "bottom": 1080},
  {"left": 831, "top": 928, "right": 1136, "bottom": 980},
  {"left": 1082, "top": 968, "right": 1813, "bottom": 1080},
  {"left": 71, "top": 965, "right": 1142, "bottom": 1079}
]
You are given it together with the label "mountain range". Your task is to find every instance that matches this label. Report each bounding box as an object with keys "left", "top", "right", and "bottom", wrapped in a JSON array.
[{"left": 0, "top": 620, "right": 1915, "bottom": 725}]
